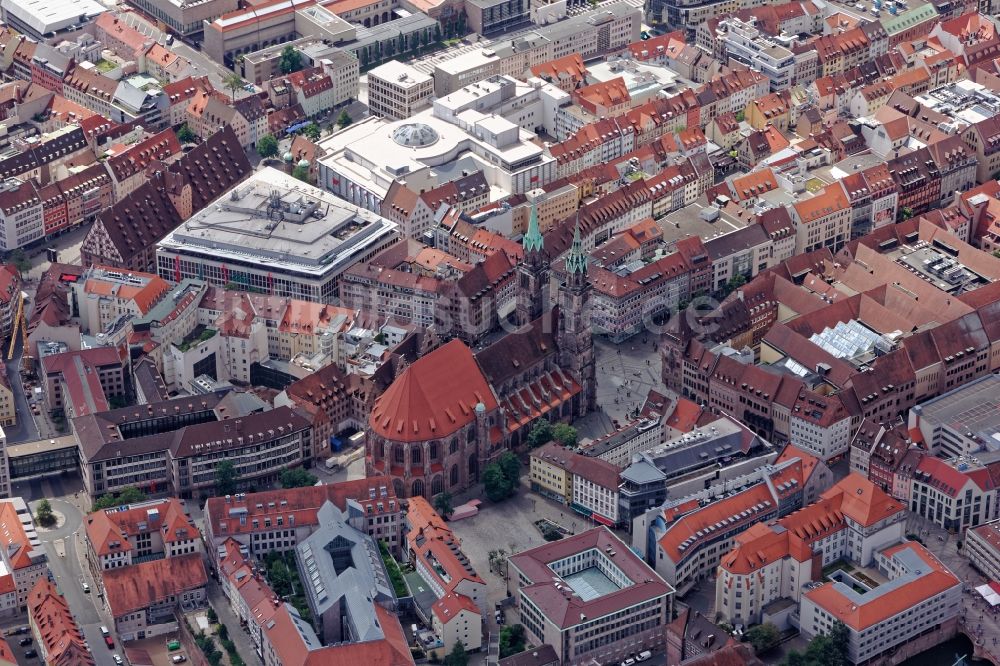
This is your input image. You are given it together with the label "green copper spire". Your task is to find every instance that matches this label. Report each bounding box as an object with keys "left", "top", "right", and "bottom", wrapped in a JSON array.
[
  {"left": 566, "top": 216, "right": 588, "bottom": 275},
  {"left": 523, "top": 202, "right": 543, "bottom": 253}
]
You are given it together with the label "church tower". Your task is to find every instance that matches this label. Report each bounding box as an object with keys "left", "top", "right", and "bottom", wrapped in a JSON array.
[
  {"left": 516, "top": 202, "right": 549, "bottom": 327},
  {"left": 559, "top": 219, "right": 596, "bottom": 415}
]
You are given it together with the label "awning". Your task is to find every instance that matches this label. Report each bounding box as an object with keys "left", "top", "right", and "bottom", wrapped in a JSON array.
[{"left": 975, "top": 583, "right": 1000, "bottom": 606}]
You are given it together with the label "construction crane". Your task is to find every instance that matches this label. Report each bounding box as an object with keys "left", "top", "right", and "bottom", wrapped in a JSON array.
[{"left": 7, "top": 291, "right": 25, "bottom": 361}]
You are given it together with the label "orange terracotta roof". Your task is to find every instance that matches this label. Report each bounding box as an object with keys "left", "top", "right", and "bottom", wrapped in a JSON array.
[
  {"left": 369, "top": 339, "right": 497, "bottom": 442},
  {"left": 821, "top": 474, "right": 904, "bottom": 527},
  {"left": 85, "top": 498, "right": 194, "bottom": 557},
  {"left": 805, "top": 541, "right": 959, "bottom": 630},
  {"left": 0, "top": 502, "right": 38, "bottom": 570},
  {"left": 730, "top": 169, "right": 778, "bottom": 201},
  {"left": 432, "top": 591, "right": 480, "bottom": 624},
  {"left": 27, "top": 580, "right": 93, "bottom": 666},
  {"left": 659, "top": 483, "right": 776, "bottom": 562},
  {"left": 0, "top": 636, "right": 15, "bottom": 666},
  {"left": 406, "top": 496, "right": 483, "bottom": 593},
  {"left": 794, "top": 184, "right": 850, "bottom": 224},
  {"left": 102, "top": 554, "right": 207, "bottom": 617},
  {"left": 665, "top": 397, "right": 703, "bottom": 432},
  {"left": 530, "top": 53, "right": 587, "bottom": 85}
]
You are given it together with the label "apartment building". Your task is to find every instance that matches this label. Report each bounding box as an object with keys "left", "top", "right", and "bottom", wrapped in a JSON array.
[
  {"left": 715, "top": 474, "right": 907, "bottom": 627},
  {"left": 529, "top": 443, "right": 622, "bottom": 526},
  {"left": 966, "top": 518, "right": 1000, "bottom": 580},
  {"left": 74, "top": 266, "right": 171, "bottom": 337},
  {"left": 799, "top": 541, "right": 961, "bottom": 664},
  {"left": 0, "top": 178, "right": 42, "bottom": 252},
  {"left": 39, "top": 348, "right": 126, "bottom": 419},
  {"left": 406, "top": 497, "right": 486, "bottom": 615},
  {"left": 579, "top": 417, "right": 661, "bottom": 469},
  {"left": 368, "top": 60, "right": 434, "bottom": 120},
  {"left": 101, "top": 554, "right": 208, "bottom": 640},
  {"left": 909, "top": 455, "right": 1000, "bottom": 532},
  {"left": 75, "top": 391, "right": 311, "bottom": 499},
  {"left": 0, "top": 499, "right": 47, "bottom": 612},
  {"left": 27, "top": 580, "right": 93, "bottom": 666},
  {"left": 507, "top": 527, "right": 673, "bottom": 666},
  {"left": 204, "top": 478, "right": 403, "bottom": 559},
  {"left": 641, "top": 447, "right": 831, "bottom": 593},
  {"left": 791, "top": 183, "right": 852, "bottom": 254}
]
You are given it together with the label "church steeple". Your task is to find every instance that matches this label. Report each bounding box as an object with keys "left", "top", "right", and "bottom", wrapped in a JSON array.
[
  {"left": 558, "top": 216, "right": 595, "bottom": 416},
  {"left": 523, "top": 201, "right": 543, "bottom": 255},
  {"left": 515, "top": 201, "right": 550, "bottom": 327},
  {"left": 565, "top": 217, "right": 587, "bottom": 280}
]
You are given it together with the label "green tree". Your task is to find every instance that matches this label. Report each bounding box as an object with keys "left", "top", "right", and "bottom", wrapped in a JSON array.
[
  {"left": 92, "top": 486, "right": 147, "bottom": 511},
  {"left": 483, "top": 464, "right": 513, "bottom": 502},
  {"left": 302, "top": 122, "right": 321, "bottom": 140},
  {"left": 993, "top": 249, "right": 1000, "bottom": 259},
  {"left": 337, "top": 110, "right": 353, "bottom": 129},
  {"left": 35, "top": 499, "right": 55, "bottom": 527},
  {"left": 257, "top": 134, "right": 279, "bottom": 159},
  {"left": 8, "top": 249, "right": 30, "bottom": 274},
  {"left": 526, "top": 420, "right": 552, "bottom": 448},
  {"left": 279, "top": 45, "right": 303, "bottom": 74},
  {"left": 215, "top": 460, "right": 238, "bottom": 495},
  {"left": 735, "top": 109, "right": 745, "bottom": 122},
  {"left": 499, "top": 625, "right": 526, "bottom": 658},
  {"left": 207, "top": 608, "right": 218, "bottom": 623},
  {"left": 291, "top": 164, "right": 311, "bottom": 183},
  {"left": 498, "top": 452, "right": 520, "bottom": 489},
  {"left": 745, "top": 623, "right": 780, "bottom": 655},
  {"left": 898, "top": 206, "right": 914, "bottom": 222},
  {"left": 551, "top": 423, "right": 577, "bottom": 447},
  {"left": 433, "top": 491, "right": 454, "bottom": 520},
  {"left": 177, "top": 123, "right": 196, "bottom": 143},
  {"left": 434, "top": 24, "right": 442, "bottom": 42},
  {"left": 224, "top": 73, "right": 245, "bottom": 100},
  {"left": 279, "top": 467, "right": 318, "bottom": 488},
  {"left": 444, "top": 641, "right": 468, "bottom": 666}
]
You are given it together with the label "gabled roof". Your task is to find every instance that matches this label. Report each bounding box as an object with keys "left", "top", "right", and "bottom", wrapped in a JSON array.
[
  {"left": 102, "top": 554, "right": 207, "bottom": 617},
  {"left": 27, "top": 580, "right": 93, "bottom": 666}
]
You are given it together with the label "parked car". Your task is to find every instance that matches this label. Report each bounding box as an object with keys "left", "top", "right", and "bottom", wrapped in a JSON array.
[
  {"left": 113, "top": 655, "right": 123, "bottom": 665},
  {"left": 81, "top": 581, "right": 90, "bottom": 593},
  {"left": 636, "top": 651, "right": 652, "bottom": 662},
  {"left": 23, "top": 649, "right": 36, "bottom": 659},
  {"left": 171, "top": 656, "right": 187, "bottom": 664},
  {"left": 18, "top": 637, "right": 31, "bottom": 647},
  {"left": 100, "top": 626, "right": 109, "bottom": 637},
  {"left": 105, "top": 636, "right": 114, "bottom": 649},
  {"left": 621, "top": 659, "right": 635, "bottom": 666}
]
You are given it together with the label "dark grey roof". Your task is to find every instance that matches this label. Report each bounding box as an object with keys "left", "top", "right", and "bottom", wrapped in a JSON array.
[{"left": 704, "top": 223, "right": 770, "bottom": 261}]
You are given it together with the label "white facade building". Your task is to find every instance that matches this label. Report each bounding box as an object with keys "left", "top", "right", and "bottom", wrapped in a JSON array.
[{"left": 368, "top": 61, "right": 434, "bottom": 120}]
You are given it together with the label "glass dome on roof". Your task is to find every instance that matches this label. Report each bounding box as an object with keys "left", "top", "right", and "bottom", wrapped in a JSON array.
[{"left": 392, "top": 123, "right": 439, "bottom": 148}]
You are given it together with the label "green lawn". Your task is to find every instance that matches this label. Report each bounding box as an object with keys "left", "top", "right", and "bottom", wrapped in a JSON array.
[{"left": 95, "top": 60, "right": 117, "bottom": 73}]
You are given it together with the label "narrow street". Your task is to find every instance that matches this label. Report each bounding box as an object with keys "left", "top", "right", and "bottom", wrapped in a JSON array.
[{"left": 206, "top": 579, "right": 260, "bottom": 666}]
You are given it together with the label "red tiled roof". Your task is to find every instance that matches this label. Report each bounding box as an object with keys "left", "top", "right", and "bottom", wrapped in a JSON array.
[
  {"left": 805, "top": 541, "right": 959, "bottom": 630},
  {"left": 27, "top": 580, "right": 93, "bottom": 666},
  {"left": 370, "top": 339, "right": 497, "bottom": 442},
  {"left": 510, "top": 527, "right": 670, "bottom": 629},
  {"left": 407, "top": 496, "right": 483, "bottom": 593},
  {"left": 85, "top": 498, "right": 194, "bottom": 557},
  {"left": 102, "top": 554, "right": 207, "bottom": 616},
  {"left": 432, "top": 591, "right": 480, "bottom": 624}
]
